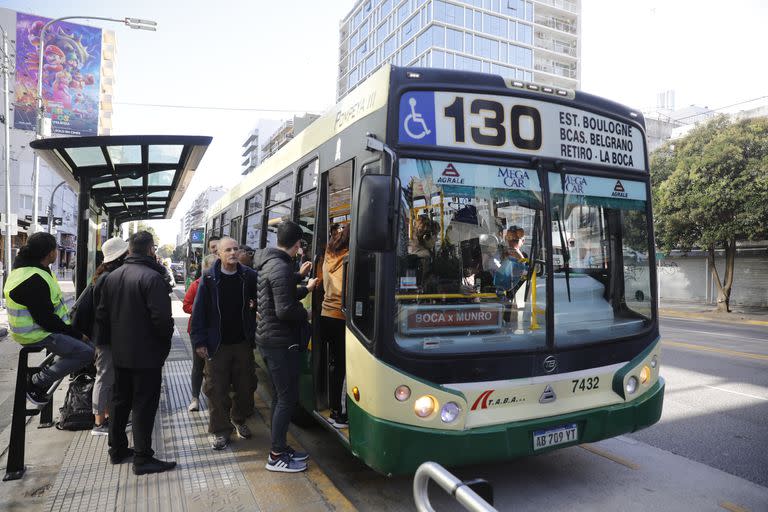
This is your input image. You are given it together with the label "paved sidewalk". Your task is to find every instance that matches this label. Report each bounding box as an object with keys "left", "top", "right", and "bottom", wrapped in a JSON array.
[
  {"left": 659, "top": 299, "right": 768, "bottom": 326},
  {"left": 0, "top": 294, "right": 355, "bottom": 512}
]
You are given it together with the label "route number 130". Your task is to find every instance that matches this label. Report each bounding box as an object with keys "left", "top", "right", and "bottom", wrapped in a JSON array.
[{"left": 443, "top": 97, "right": 543, "bottom": 150}]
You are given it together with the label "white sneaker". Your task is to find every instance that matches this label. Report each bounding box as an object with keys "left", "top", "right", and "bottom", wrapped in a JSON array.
[{"left": 188, "top": 398, "right": 199, "bottom": 412}]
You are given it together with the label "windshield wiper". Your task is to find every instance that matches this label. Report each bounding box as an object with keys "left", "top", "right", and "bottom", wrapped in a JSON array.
[{"left": 557, "top": 174, "right": 572, "bottom": 302}]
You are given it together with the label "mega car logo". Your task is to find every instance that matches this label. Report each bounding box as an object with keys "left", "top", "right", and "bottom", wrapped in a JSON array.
[
  {"left": 436, "top": 163, "right": 465, "bottom": 185},
  {"left": 470, "top": 389, "right": 525, "bottom": 410}
]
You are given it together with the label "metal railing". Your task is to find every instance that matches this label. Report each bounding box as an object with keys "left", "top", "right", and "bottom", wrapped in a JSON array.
[
  {"left": 413, "top": 462, "right": 497, "bottom": 512},
  {"left": 534, "top": 15, "right": 577, "bottom": 34},
  {"left": 536, "top": 0, "right": 579, "bottom": 14}
]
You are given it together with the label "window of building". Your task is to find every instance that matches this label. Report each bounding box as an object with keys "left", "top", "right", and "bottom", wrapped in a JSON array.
[
  {"left": 483, "top": 12, "right": 505, "bottom": 37},
  {"left": 402, "top": 40, "right": 415, "bottom": 64},
  {"left": 519, "top": 22, "right": 532, "bottom": 44},
  {"left": 431, "top": 49, "right": 445, "bottom": 67},
  {"left": 384, "top": 34, "right": 398, "bottom": 58},
  {"left": 508, "top": 20, "right": 517, "bottom": 41},
  {"left": 475, "top": 35, "right": 498, "bottom": 60},
  {"left": 360, "top": 20, "right": 369, "bottom": 39},
  {"left": 366, "top": 53, "right": 377, "bottom": 74},
  {"left": 398, "top": 1, "right": 410, "bottom": 25},
  {"left": 464, "top": 32, "right": 473, "bottom": 53},
  {"left": 446, "top": 28, "right": 463, "bottom": 51},
  {"left": 446, "top": 51, "right": 454, "bottom": 68},
  {"left": 403, "top": 13, "right": 420, "bottom": 37},
  {"left": 381, "top": 0, "right": 393, "bottom": 17},
  {"left": 20, "top": 194, "right": 33, "bottom": 210},
  {"left": 377, "top": 21, "right": 388, "bottom": 46},
  {"left": 434, "top": 0, "right": 463, "bottom": 26}
]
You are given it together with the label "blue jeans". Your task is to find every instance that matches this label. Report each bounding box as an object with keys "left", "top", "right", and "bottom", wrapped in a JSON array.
[
  {"left": 28, "top": 333, "right": 94, "bottom": 390},
  {"left": 259, "top": 345, "right": 300, "bottom": 453}
]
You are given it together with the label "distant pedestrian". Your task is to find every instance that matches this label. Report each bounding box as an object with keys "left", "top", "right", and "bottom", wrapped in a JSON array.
[
  {"left": 191, "top": 237, "right": 259, "bottom": 450},
  {"left": 207, "top": 235, "right": 221, "bottom": 256},
  {"left": 182, "top": 254, "right": 217, "bottom": 413},
  {"left": 256, "top": 221, "right": 316, "bottom": 472},
  {"left": 95, "top": 231, "right": 176, "bottom": 475},
  {"left": 88, "top": 237, "right": 129, "bottom": 435},
  {"left": 3, "top": 233, "right": 94, "bottom": 407}
]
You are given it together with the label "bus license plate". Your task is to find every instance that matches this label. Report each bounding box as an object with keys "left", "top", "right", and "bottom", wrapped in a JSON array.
[{"left": 532, "top": 423, "right": 578, "bottom": 450}]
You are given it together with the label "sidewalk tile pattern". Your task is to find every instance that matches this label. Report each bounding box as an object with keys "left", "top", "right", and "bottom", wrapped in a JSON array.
[{"left": 42, "top": 330, "right": 261, "bottom": 512}]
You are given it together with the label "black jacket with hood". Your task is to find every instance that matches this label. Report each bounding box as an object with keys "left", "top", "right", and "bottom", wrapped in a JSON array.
[
  {"left": 94, "top": 254, "right": 174, "bottom": 369},
  {"left": 254, "top": 248, "right": 309, "bottom": 349}
]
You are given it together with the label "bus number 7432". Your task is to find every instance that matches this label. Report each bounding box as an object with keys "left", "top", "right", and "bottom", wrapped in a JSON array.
[
  {"left": 572, "top": 377, "right": 599, "bottom": 393},
  {"left": 443, "top": 96, "right": 543, "bottom": 150}
]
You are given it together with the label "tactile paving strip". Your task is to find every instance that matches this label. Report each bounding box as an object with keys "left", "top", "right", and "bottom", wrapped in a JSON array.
[{"left": 43, "top": 330, "right": 260, "bottom": 512}]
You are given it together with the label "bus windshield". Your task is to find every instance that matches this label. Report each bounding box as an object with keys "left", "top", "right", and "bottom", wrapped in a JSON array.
[
  {"left": 394, "top": 160, "right": 654, "bottom": 355},
  {"left": 549, "top": 172, "right": 653, "bottom": 346},
  {"left": 395, "top": 158, "right": 547, "bottom": 354}
]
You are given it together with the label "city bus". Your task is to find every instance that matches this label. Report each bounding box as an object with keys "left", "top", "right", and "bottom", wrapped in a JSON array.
[{"left": 205, "top": 65, "right": 664, "bottom": 475}]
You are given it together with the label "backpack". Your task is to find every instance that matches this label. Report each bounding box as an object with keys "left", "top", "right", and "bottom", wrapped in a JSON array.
[{"left": 56, "top": 374, "right": 95, "bottom": 430}]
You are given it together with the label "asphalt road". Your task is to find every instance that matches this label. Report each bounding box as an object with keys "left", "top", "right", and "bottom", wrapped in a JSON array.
[{"left": 288, "top": 315, "right": 768, "bottom": 511}]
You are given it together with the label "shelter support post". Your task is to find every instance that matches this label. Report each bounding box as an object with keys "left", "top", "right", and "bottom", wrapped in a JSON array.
[{"left": 76, "top": 178, "right": 90, "bottom": 298}]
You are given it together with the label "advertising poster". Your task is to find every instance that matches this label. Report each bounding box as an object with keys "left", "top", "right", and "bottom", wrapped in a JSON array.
[{"left": 13, "top": 12, "right": 102, "bottom": 136}]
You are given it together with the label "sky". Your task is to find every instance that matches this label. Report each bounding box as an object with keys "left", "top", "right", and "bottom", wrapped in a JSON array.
[{"left": 1, "top": 0, "right": 766, "bottom": 245}]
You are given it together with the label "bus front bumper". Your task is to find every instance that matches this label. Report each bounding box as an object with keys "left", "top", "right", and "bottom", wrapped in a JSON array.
[{"left": 348, "top": 377, "right": 664, "bottom": 475}]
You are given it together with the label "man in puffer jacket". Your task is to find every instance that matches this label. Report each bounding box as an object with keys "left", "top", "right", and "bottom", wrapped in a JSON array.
[{"left": 255, "top": 221, "right": 315, "bottom": 473}]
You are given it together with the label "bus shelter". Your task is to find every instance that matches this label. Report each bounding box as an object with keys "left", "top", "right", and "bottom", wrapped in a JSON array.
[{"left": 29, "top": 135, "right": 212, "bottom": 296}]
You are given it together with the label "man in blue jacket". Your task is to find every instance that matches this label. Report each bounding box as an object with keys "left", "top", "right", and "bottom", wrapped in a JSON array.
[{"left": 191, "top": 237, "right": 258, "bottom": 450}]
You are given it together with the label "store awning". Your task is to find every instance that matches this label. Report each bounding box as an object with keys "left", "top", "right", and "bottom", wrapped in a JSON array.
[{"left": 29, "top": 135, "right": 212, "bottom": 223}]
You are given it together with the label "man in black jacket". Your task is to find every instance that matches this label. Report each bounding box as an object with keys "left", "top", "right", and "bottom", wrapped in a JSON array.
[
  {"left": 191, "top": 237, "right": 258, "bottom": 450},
  {"left": 95, "top": 231, "right": 176, "bottom": 475},
  {"left": 256, "top": 221, "right": 316, "bottom": 473}
]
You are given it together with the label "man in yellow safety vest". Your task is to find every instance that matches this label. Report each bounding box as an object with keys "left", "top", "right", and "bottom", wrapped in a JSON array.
[{"left": 3, "top": 233, "right": 94, "bottom": 407}]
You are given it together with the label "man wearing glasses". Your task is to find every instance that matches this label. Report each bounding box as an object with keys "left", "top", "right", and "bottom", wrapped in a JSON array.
[{"left": 237, "top": 245, "right": 257, "bottom": 268}]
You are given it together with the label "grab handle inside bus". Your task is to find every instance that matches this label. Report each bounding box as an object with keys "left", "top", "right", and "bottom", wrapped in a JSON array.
[{"left": 341, "top": 255, "right": 349, "bottom": 315}]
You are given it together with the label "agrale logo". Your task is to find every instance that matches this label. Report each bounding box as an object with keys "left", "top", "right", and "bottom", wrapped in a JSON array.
[
  {"left": 437, "top": 163, "right": 465, "bottom": 185},
  {"left": 470, "top": 389, "right": 525, "bottom": 411},
  {"left": 612, "top": 180, "right": 628, "bottom": 198}
]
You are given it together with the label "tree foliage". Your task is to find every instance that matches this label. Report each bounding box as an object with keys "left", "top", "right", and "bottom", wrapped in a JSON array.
[
  {"left": 651, "top": 115, "right": 768, "bottom": 311},
  {"left": 156, "top": 244, "right": 175, "bottom": 259},
  {"left": 172, "top": 245, "right": 185, "bottom": 261}
]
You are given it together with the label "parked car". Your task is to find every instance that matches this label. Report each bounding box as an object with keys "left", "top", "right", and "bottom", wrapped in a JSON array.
[{"left": 170, "top": 262, "right": 185, "bottom": 283}]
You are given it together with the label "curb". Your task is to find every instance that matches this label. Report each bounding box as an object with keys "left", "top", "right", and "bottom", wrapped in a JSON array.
[{"left": 659, "top": 309, "right": 768, "bottom": 326}]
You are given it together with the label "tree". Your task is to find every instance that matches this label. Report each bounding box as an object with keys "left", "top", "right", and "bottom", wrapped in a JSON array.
[
  {"left": 651, "top": 115, "right": 768, "bottom": 312},
  {"left": 156, "top": 244, "right": 175, "bottom": 260},
  {"left": 125, "top": 221, "right": 158, "bottom": 242},
  {"left": 172, "top": 245, "right": 185, "bottom": 262}
]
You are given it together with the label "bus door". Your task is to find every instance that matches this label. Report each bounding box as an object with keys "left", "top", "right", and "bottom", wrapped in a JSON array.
[{"left": 311, "top": 160, "right": 352, "bottom": 419}]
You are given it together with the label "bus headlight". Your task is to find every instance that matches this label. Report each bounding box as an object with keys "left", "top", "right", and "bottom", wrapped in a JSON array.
[
  {"left": 640, "top": 365, "right": 651, "bottom": 384},
  {"left": 395, "top": 385, "right": 411, "bottom": 402},
  {"left": 650, "top": 355, "right": 658, "bottom": 369},
  {"left": 626, "top": 376, "right": 639, "bottom": 395},
  {"left": 414, "top": 395, "right": 436, "bottom": 418},
  {"left": 440, "top": 402, "right": 461, "bottom": 423}
]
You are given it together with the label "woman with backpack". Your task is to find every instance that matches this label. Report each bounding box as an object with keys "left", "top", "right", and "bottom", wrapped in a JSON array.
[{"left": 73, "top": 237, "right": 128, "bottom": 435}]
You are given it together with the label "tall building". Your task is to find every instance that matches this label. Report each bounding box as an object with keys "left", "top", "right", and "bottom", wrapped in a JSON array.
[
  {"left": 181, "top": 186, "right": 227, "bottom": 243},
  {"left": 0, "top": 8, "right": 116, "bottom": 272},
  {"left": 241, "top": 114, "right": 320, "bottom": 176},
  {"left": 337, "top": 0, "right": 580, "bottom": 100}
]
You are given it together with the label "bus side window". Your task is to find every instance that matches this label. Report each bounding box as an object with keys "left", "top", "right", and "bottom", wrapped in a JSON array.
[{"left": 352, "top": 251, "right": 376, "bottom": 341}]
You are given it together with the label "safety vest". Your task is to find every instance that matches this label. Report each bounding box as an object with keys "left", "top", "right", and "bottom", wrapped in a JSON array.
[{"left": 3, "top": 266, "right": 71, "bottom": 345}]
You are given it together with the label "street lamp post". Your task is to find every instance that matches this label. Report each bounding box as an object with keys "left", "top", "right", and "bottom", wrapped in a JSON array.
[
  {"left": 48, "top": 180, "right": 68, "bottom": 234},
  {"left": 31, "top": 15, "right": 157, "bottom": 234},
  {"left": 1, "top": 24, "right": 12, "bottom": 306}
]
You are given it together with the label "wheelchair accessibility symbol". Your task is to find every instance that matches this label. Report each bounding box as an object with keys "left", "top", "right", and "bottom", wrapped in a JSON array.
[{"left": 403, "top": 98, "right": 432, "bottom": 140}]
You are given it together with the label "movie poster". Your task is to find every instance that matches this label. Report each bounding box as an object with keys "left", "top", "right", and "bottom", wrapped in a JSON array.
[{"left": 13, "top": 13, "right": 102, "bottom": 136}]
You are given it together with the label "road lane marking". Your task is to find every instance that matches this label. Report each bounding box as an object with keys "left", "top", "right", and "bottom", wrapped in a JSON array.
[
  {"left": 663, "top": 340, "right": 768, "bottom": 362},
  {"left": 579, "top": 444, "right": 640, "bottom": 470},
  {"left": 704, "top": 385, "right": 768, "bottom": 402},
  {"left": 662, "top": 327, "right": 767, "bottom": 344},
  {"left": 720, "top": 501, "right": 751, "bottom": 512}
]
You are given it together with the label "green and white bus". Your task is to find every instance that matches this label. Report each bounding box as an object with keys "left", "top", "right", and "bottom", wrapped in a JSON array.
[{"left": 206, "top": 65, "right": 664, "bottom": 475}]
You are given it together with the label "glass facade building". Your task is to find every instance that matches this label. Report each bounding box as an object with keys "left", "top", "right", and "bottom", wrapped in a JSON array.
[{"left": 337, "top": 0, "right": 580, "bottom": 100}]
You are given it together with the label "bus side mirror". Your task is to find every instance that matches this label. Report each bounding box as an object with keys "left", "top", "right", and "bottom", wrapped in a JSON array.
[{"left": 357, "top": 173, "right": 396, "bottom": 252}]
